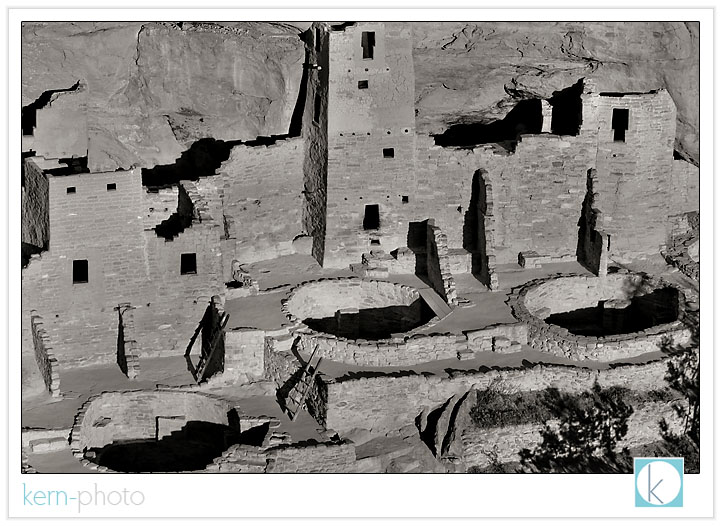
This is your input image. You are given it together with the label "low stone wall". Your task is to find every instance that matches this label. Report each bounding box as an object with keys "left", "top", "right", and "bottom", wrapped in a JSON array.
[
  {"left": 263, "top": 337, "right": 301, "bottom": 389},
  {"left": 224, "top": 329, "right": 265, "bottom": 381},
  {"left": 290, "top": 321, "right": 527, "bottom": 367},
  {"left": 266, "top": 441, "right": 358, "bottom": 473},
  {"left": 465, "top": 323, "right": 528, "bottom": 353},
  {"left": 508, "top": 273, "right": 691, "bottom": 361},
  {"left": 321, "top": 359, "right": 670, "bottom": 435},
  {"left": 209, "top": 439, "right": 363, "bottom": 473},
  {"left": 457, "top": 399, "right": 684, "bottom": 471},
  {"left": 30, "top": 313, "right": 60, "bottom": 397},
  {"left": 294, "top": 330, "right": 465, "bottom": 367}
]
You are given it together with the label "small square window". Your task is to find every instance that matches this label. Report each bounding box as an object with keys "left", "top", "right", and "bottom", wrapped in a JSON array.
[
  {"left": 72, "top": 259, "right": 88, "bottom": 284},
  {"left": 358, "top": 80, "right": 369, "bottom": 89},
  {"left": 370, "top": 239, "right": 381, "bottom": 246},
  {"left": 66, "top": 187, "right": 76, "bottom": 194},
  {"left": 180, "top": 253, "right": 197, "bottom": 275},
  {"left": 401, "top": 195, "right": 409, "bottom": 204},
  {"left": 107, "top": 183, "right": 116, "bottom": 191},
  {"left": 383, "top": 148, "right": 395, "bottom": 158}
]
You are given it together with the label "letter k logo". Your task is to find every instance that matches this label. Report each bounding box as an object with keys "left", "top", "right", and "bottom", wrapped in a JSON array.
[
  {"left": 648, "top": 463, "right": 664, "bottom": 504},
  {"left": 635, "top": 458, "right": 684, "bottom": 507}
]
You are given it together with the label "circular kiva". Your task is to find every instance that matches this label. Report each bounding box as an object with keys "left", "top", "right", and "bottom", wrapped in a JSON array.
[
  {"left": 282, "top": 277, "right": 457, "bottom": 367},
  {"left": 507, "top": 273, "right": 691, "bottom": 361},
  {"left": 69, "top": 389, "right": 240, "bottom": 473}
]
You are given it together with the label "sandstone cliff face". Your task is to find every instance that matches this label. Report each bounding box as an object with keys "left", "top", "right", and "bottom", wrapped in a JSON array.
[
  {"left": 22, "top": 21, "right": 699, "bottom": 169},
  {"left": 412, "top": 22, "right": 699, "bottom": 163},
  {"left": 22, "top": 22, "right": 305, "bottom": 171}
]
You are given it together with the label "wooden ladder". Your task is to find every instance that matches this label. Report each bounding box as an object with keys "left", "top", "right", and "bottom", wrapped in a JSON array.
[
  {"left": 285, "top": 347, "right": 323, "bottom": 422},
  {"left": 195, "top": 312, "right": 230, "bottom": 383}
]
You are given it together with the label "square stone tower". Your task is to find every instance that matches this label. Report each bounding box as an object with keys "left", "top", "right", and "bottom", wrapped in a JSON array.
[{"left": 302, "top": 22, "right": 417, "bottom": 268}]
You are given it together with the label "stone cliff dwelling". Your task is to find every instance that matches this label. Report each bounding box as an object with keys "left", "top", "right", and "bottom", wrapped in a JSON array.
[{"left": 21, "top": 21, "right": 700, "bottom": 473}]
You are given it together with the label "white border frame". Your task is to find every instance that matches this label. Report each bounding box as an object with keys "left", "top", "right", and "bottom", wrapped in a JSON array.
[{"left": 5, "top": 2, "right": 715, "bottom": 520}]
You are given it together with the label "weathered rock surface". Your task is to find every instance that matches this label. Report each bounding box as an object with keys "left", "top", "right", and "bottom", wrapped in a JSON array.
[
  {"left": 22, "top": 22, "right": 305, "bottom": 171},
  {"left": 23, "top": 21, "right": 699, "bottom": 169},
  {"left": 412, "top": 22, "right": 699, "bottom": 164}
]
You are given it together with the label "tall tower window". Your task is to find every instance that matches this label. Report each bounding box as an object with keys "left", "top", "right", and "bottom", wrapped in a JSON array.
[
  {"left": 72, "top": 259, "right": 88, "bottom": 284},
  {"left": 363, "top": 204, "right": 380, "bottom": 230},
  {"left": 612, "top": 108, "right": 629, "bottom": 142},
  {"left": 361, "top": 31, "right": 376, "bottom": 60}
]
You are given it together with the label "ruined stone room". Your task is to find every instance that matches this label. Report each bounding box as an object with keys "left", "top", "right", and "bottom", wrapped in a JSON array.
[{"left": 20, "top": 21, "right": 700, "bottom": 474}]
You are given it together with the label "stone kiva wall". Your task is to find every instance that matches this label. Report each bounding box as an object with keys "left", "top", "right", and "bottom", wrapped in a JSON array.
[
  {"left": 508, "top": 273, "right": 692, "bottom": 361},
  {"left": 282, "top": 277, "right": 497, "bottom": 367},
  {"left": 69, "top": 390, "right": 240, "bottom": 461},
  {"left": 284, "top": 277, "right": 421, "bottom": 321},
  {"left": 317, "top": 358, "right": 672, "bottom": 436}
]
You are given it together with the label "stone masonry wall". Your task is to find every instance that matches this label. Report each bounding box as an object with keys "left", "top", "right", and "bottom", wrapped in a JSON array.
[
  {"left": 116, "top": 304, "right": 140, "bottom": 379},
  {"left": 224, "top": 329, "right": 265, "bottom": 381},
  {"left": 322, "top": 359, "right": 670, "bottom": 435},
  {"left": 30, "top": 313, "right": 60, "bottom": 396},
  {"left": 21, "top": 159, "right": 226, "bottom": 369},
  {"left": 266, "top": 441, "right": 358, "bottom": 473},
  {"left": 414, "top": 132, "right": 594, "bottom": 266},
  {"left": 294, "top": 330, "right": 465, "bottom": 368},
  {"left": 322, "top": 22, "right": 417, "bottom": 267},
  {"left": 210, "top": 439, "right": 362, "bottom": 474},
  {"left": 220, "top": 138, "right": 305, "bottom": 264},
  {"left": 21, "top": 164, "right": 149, "bottom": 368},
  {"left": 592, "top": 90, "right": 677, "bottom": 259},
  {"left": 426, "top": 221, "right": 458, "bottom": 305},
  {"left": 142, "top": 186, "right": 179, "bottom": 230}
]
